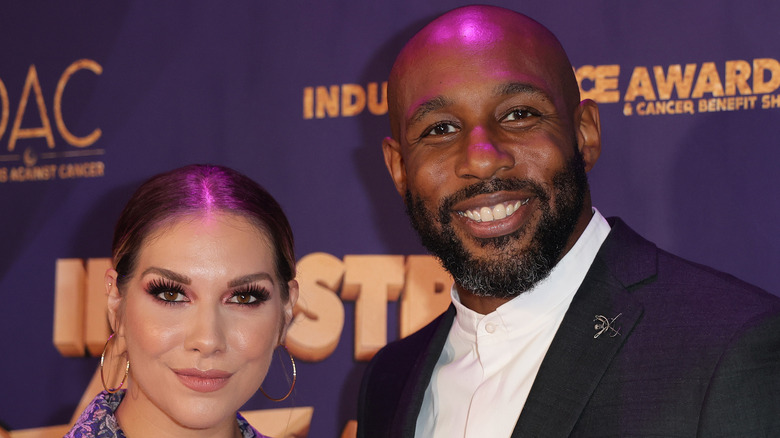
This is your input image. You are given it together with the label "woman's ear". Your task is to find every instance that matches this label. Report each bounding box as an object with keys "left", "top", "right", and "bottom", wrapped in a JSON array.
[
  {"left": 105, "top": 268, "right": 122, "bottom": 334},
  {"left": 279, "top": 279, "right": 299, "bottom": 344}
]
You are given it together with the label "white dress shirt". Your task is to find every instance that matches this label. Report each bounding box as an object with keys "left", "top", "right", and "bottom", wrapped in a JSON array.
[{"left": 415, "top": 209, "right": 611, "bottom": 438}]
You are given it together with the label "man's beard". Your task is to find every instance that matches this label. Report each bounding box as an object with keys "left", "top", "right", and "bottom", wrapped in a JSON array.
[{"left": 404, "top": 149, "right": 589, "bottom": 299}]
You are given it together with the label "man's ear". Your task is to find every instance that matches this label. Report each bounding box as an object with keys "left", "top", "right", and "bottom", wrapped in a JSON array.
[
  {"left": 575, "top": 99, "right": 601, "bottom": 172},
  {"left": 105, "top": 268, "right": 122, "bottom": 334},
  {"left": 382, "top": 136, "right": 407, "bottom": 196}
]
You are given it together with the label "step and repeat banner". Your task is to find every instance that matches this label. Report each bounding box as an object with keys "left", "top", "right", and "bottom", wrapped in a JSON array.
[{"left": 1, "top": 1, "right": 778, "bottom": 436}]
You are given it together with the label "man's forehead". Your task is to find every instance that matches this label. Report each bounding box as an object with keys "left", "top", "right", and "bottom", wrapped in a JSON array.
[{"left": 396, "top": 31, "right": 561, "bottom": 120}]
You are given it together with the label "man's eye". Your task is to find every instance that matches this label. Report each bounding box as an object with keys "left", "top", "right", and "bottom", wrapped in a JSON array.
[
  {"left": 503, "top": 108, "right": 537, "bottom": 121},
  {"left": 424, "top": 123, "right": 457, "bottom": 136}
]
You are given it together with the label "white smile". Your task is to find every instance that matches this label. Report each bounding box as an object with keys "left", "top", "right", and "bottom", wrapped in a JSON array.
[{"left": 457, "top": 198, "right": 530, "bottom": 223}]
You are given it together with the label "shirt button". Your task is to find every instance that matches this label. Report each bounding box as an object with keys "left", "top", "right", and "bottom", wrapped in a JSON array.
[{"left": 485, "top": 323, "right": 497, "bottom": 334}]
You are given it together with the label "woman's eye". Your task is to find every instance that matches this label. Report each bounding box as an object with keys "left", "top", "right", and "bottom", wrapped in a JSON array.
[
  {"left": 503, "top": 108, "right": 537, "bottom": 121},
  {"left": 424, "top": 123, "right": 457, "bottom": 137},
  {"left": 228, "top": 293, "right": 256, "bottom": 304},
  {"left": 146, "top": 278, "right": 188, "bottom": 305},
  {"left": 158, "top": 290, "right": 186, "bottom": 302},
  {"left": 227, "top": 287, "right": 269, "bottom": 305}
]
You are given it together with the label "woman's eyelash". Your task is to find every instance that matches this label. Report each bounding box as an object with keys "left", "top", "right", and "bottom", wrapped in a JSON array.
[
  {"left": 144, "top": 279, "right": 271, "bottom": 307},
  {"left": 229, "top": 285, "right": 271, "bottom": 306},
  {"left": 146, "top": 278, "right": 187, "bottom": 305}
]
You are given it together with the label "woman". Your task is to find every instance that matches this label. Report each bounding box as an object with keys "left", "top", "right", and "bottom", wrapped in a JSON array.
[{"left": 66, "top": 164, "right": 299, "bottom": 437}]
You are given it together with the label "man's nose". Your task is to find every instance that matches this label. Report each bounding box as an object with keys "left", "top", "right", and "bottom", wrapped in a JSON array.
[
  {"left": 455, "top": 126, "right": 515, "bottom": 180},
  {"left": 183, "top": 304, "right": 227, "bottom": 356}
]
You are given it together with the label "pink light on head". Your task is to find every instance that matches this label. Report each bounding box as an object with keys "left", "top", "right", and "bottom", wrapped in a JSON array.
[
  {"left": 185, "top": 168, "right": 239, "bottom": 214},
  {"left": 201, "top": 179, "right": 215, "bottom": 211},
  {"left": 428, "top": 10, "right": 504, "bottom": 48}
]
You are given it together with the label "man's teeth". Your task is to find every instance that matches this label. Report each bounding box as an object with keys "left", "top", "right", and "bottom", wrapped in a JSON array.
[{"left": 460, "top": 199, "right": 529, "bottom": 223}]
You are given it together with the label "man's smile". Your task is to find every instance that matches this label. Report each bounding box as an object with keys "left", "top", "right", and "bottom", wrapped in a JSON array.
[
  {"left": 448, "top": 192, "right": 539, "bottom": 240},
  {"left": 457, "top": 198, "right": 531, "bottom": 222}
]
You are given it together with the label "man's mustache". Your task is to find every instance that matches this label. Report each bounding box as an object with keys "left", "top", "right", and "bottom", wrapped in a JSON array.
[{"left": 439, "top": 177, "right": 551, "bottom": 216}]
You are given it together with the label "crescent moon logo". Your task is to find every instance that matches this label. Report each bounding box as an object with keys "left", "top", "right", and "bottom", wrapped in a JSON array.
[{"left": 23, "top": 147, "right": 38, "bottom": 167}]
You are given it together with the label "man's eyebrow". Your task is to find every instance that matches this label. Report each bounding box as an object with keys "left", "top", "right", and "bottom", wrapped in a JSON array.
[
  {"left": 495, "top": 82, "right": 550, "bottom": 101},
  {"left": 228, "top": 273, "right": 274, "bottom": 288},
  {"left": 407, "top": 96, "right": 451, "bottom": 124},
  {"left": 141, "top": 267, "right": 191, "bottom": 285},
  {"left": 406, "top": 83, "right": 549, "bottom": 125}
]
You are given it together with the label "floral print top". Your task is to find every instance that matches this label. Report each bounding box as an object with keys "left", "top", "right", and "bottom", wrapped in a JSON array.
[{"left": 65, "top": 390, "right": 268, "bottom": 438}]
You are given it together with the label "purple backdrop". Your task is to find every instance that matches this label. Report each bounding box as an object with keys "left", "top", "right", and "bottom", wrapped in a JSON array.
[{"left": 1, "top": 1, "right": 778, "bottom": 436}]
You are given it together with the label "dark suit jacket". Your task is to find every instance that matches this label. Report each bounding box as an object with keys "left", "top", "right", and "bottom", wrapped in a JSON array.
[{"left": 357, "top": 218, "right": 780, "bottom": 437}]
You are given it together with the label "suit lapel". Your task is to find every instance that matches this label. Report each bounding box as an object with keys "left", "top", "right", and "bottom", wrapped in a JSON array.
[
  {"left": 512, "top": 218, "right": 656, "bottom": 437},
  {"left": 393, "top": 305, "right": 456, "bottom": 438}
]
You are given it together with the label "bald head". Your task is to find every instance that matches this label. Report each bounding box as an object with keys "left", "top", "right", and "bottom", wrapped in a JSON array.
[{"left": 387, "top": 5, "right": 581, "bottom": 140}]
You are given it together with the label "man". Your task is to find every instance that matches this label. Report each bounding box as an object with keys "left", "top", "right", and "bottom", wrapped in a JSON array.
[{"left": 357, "top": 5, "right": 780, "bottom": 437}]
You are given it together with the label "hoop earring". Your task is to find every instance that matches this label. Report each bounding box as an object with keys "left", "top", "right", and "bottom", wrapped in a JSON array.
[
  {"left": 100, "top": 333, "right": 130, "bottom": 394},
  {"left": 259, "top": 345, "right": 296, "bottom": 402}
]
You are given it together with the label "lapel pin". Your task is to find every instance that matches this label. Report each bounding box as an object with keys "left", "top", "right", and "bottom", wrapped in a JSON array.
[{"left": 593, "top": 313, "right": 622, "bottom": 338}]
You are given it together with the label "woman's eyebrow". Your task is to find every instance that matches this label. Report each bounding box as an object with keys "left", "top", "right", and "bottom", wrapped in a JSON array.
[
  {"left": 228, "top": 272, "right": 274, "bottom": 288},
  {"left": 141, "top": 267, "right": 191, "bottom": 285}
]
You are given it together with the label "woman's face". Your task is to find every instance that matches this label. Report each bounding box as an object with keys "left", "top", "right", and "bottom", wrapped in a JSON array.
[{"left": 107, "top": 212, "right": 297, "bottom": 432}]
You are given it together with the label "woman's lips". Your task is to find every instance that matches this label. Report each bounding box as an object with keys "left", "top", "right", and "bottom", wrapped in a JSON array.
[{"left": 173, "top": 368, "right": 232, "bottom": 393}]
